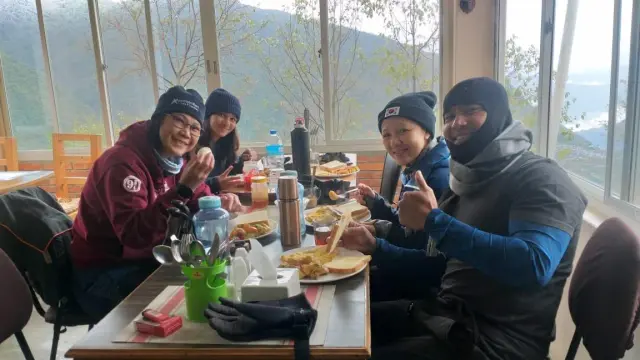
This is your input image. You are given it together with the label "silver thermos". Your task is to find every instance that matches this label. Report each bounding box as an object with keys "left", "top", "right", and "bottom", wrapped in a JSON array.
[{"left": 278, "top": 176, "right": 302, "bottom": 247}]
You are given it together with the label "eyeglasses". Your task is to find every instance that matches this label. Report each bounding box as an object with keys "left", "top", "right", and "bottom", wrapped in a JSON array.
[{"left": 170, "top": 114, "right": 202, "bottom": 137}]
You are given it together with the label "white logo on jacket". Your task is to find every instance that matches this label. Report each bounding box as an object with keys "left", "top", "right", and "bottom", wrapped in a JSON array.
[{"left": 123, "top": 175, "right": 142, "bottom": 193}]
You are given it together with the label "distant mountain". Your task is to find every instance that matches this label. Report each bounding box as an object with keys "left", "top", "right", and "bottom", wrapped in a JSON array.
[
  {"left": 574, "top": 120, "right": 625, "bottom": 150},
  {"left": 0, "top": 0, "right": 624, "bottom": 157},
  {"left": 575, "top": 126, "right": 608, "bottom": 149},
  {"left": 0, "top": 1, "right": 439, "bottom": 148}
]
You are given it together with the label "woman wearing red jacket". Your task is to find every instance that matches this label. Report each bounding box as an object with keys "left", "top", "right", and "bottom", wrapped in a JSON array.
[{"left": 70, "top": 86, "right": 240, "bottom": 321}]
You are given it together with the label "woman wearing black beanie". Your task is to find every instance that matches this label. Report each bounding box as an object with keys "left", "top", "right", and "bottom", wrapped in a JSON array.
[
  {"left": 198, "top": 88, "right": 257, "bottom": 193},
  {"left": 352, "top": 90, "right": 451, "bottom": 301}
]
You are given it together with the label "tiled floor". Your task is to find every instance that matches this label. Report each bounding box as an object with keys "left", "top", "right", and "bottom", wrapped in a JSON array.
[
  {"left": 0, "top": 308, "right": 88, "bottom": 360},
  {"left": 2, "top": 223, "right": 640, "bottom": 359}
]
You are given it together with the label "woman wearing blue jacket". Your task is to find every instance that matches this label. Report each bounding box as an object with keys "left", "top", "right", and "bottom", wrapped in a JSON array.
[{"left": 354, "top": 91, "right": 450, "bottom": 300}]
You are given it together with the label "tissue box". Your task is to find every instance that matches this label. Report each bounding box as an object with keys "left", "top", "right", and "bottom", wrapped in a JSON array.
[{"left": 241, "top": 268, "right": 301, "bottom": 302}]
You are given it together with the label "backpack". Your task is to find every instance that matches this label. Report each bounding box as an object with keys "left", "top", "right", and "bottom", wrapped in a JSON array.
[{"left": 0, "top": 187, "right": 74, "bottom": 307}]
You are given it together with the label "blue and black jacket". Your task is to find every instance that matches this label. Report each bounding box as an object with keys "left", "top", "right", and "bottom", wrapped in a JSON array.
[{"left": 366, "top": 136, "right": 450, "bottom": 250}]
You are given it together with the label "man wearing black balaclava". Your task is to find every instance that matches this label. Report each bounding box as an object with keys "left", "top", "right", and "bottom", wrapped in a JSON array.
[{"left": 342, "top": 78, "right": 587, "bottom": 359}]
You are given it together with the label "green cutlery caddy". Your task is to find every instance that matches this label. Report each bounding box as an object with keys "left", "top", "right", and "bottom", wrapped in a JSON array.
[{"left": 182, "top": 259, "right": 227, "bottom": 323}]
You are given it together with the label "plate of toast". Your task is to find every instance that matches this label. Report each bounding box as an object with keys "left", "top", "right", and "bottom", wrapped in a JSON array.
[
  {"left": 280, "top": 210, "right": 371, "bottom": 283},
  {"left": 314, "top": 161, "right": 360, "bottom": 179},
  {"left": 279, "top": 246, "right": 371, "bottom": 284},
  {"left": 304, "top": 201, "right": 371, "bottom": 224}
]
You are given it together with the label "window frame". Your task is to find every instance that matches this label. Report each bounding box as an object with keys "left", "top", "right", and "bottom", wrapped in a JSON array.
[{"left": 497, "top": 0, "right": 640, "bottom": 223}]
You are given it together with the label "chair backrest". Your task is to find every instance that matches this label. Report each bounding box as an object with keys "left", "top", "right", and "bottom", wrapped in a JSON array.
[
  {"left": 52, "top": 133, "right": 101, "bottom": 199},
  {"left": 0, "top": 248, "right": 33, "bottom": 343},
  {"left": 0, "top": 137, "right": 19, "bottom": 171},
  {"left": 568, "top": 217, "right": 640, "bottom": 360},
  {"left": 379, "top": 152, "right": 402, "bottom": 202}
]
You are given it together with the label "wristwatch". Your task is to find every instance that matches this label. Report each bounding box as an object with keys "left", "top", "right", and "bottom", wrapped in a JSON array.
[{"left": 176, "top": 183, "right": 194, "bottom": 198}]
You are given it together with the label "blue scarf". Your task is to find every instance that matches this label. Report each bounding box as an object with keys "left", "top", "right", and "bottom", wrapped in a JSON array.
[{"left": 153, "top": 149, "right": 184, "bottom": 175}]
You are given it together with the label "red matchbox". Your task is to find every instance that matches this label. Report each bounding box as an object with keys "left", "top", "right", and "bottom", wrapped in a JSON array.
[{"left": 135, "top": 315, "right": 183, "bottom": 337}]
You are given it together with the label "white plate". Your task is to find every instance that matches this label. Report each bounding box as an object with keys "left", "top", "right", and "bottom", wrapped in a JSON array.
[
  {"left": 314, "top": 170, "right": 360, "bottom": 179},
  {"left": 231, "top": 219, "right": 278, "bottom": 240},
  {"left": 280, "top": 246, "right": 369, "bottom": 284},
  {"left": 304, "top": 205, "right": 371, "bottom": 224}
]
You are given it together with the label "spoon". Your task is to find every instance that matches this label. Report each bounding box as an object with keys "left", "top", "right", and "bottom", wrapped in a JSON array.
[
  {"left": 152, "top": 245, "right": 175, "bottom": 265},
  {"left": 208, "top": 233, "right": 221, "bottom": 267},
  {"left": 328, "top": 188, "right": 359, "bottom": 201},
  {"left": 170, "top": 235, "right": 187, "bottom": 264},
  {"left": 189, "top": 239, "right": 207, "bottom": 266}
]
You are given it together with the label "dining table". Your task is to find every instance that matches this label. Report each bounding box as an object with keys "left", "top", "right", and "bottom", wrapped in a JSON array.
[
  {"left": 65, "top": 206, "right": 371, "bottom": 360},
  {"left": 0, "top": 170, "right": 54, "bottom": 195},
  {"left": 225, "top": 153, "right": 358, "bottom": 206}
]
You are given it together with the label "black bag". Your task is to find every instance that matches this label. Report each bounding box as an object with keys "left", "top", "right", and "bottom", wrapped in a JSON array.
[{"left": 0, "top": 187, "right": 74, "bottom": 307}]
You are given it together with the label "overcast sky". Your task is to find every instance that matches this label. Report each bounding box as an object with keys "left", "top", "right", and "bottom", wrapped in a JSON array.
[{"left": 243, "top": 0, "right": 632, "bottom": 73}]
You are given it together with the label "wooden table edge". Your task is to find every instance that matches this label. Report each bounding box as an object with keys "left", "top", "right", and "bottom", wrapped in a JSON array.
[{"left": 66, "top": 345, "right": 371, "bottom": 359}]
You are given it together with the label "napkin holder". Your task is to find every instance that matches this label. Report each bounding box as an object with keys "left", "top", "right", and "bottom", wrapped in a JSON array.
[{"left": 240, "top": 268, "right": 301, "bottom": 303}]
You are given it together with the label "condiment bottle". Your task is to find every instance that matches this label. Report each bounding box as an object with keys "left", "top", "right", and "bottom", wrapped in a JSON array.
[{"left": 251, "top": 176, "right": 269, "bottom": 209}]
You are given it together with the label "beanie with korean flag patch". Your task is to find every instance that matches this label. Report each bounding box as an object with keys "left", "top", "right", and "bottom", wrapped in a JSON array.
[{"left": 377, "top": 91, "right": 437, "bottom": 137}]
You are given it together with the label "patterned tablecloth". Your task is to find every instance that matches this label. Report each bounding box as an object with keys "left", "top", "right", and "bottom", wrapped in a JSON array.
[{"left": 114, "top": 284, "right": 335, "bottom": 346}]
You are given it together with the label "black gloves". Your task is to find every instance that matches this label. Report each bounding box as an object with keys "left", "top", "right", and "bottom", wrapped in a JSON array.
[
  {"left": 205, "top": 293, "right": 317, "bottom": 341},
  {"left": 205, "top": 293, "right": 317, "bottom": 360}
]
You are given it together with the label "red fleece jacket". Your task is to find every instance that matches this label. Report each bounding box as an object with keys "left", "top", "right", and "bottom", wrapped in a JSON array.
[{"left": 70, "top": 121, "right": 210, "bottom": 268}]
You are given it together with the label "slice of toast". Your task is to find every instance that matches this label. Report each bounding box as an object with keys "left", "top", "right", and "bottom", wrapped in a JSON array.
[
  {"left": 325, "top": 255, "right": 371, "bottom": 274},
  {"left": 327, "top": 212, "right": 352, "bottom": 253},
  {"left": 319, "top": 160, "right": 347, "bottom": 173}
]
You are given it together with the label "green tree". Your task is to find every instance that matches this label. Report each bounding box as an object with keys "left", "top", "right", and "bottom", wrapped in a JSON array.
[
  {"left": 503, "top": 34, "right": 584, "bottom": 156},
  {"left": 102, "top": 0, "right": 266, "bottom": 90},
  {"left": 365, "top": 0, "right": 439, "bottom": 95},
  {"left": 256, "top": 0, "right": 369, "bottom": 143}
]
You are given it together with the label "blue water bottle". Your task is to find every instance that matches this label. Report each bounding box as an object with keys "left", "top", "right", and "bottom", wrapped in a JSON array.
[{"left": 193, "top": 196, "right": 230, "bottom": 250}]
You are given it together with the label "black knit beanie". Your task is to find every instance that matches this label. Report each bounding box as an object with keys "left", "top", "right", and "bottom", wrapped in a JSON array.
[
  {"left": 151, "top": 86, "right": 205, "bottom": 125},
  {"left": 205, "top": 88, "right": 241, "bottom": 122},
  {"left": 148, "top": 86, "right": 205, "bottom": 150},
  {"left": 443, "top": 77, "right": 513, "bottom": 164},
  {"left": 378, "top": 91, "right": 437, "bottom": 137}
]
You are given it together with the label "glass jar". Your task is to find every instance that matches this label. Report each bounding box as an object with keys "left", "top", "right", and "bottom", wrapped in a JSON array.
[{"left": 251, "top": 176, "right": 269, "bottom": 209}]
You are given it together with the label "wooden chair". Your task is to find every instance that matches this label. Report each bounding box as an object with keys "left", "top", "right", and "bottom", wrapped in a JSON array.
[
  {"left": 52, "top": 133, "right": 101, "bottom": 199},
  {"left": 0, "top": 248, "right": 35, "bottom": 360},
  {"left": 565, "top": 217, "right": 640, "bottom": 360},
  {"left": 0, "top": 137, "right": 19, "bottom": 171},
  {"left": 379, "top": 152, "right": 402, "bottom": 203}
]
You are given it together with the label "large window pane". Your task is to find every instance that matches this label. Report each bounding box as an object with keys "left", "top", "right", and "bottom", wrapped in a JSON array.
[
  {"left": 43, "top": 0, "right": 105, "bottom": 136},
  {"left": 329, "top": 0, "right": 440, "bottom": 141},
  {"left": 0, "top": 0, "right": 54, "bottom": 150},
  {"left": 551, "top": 0, "right": 614, "bottom": 188},
  {"left": 99, "top": 0, "right": 157, "bottom": 137},
  {"left": 217, "top": 0, "right": 304, "bottom": 144},
  {"left": 150, "top": 0, "right": 207, "bottom": 98},
  {"left": 503, "top": 0, "right": 541, "bottom": 148},
  {"left": 230, "top": 0, "right": 323, "bottom": 145}
]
